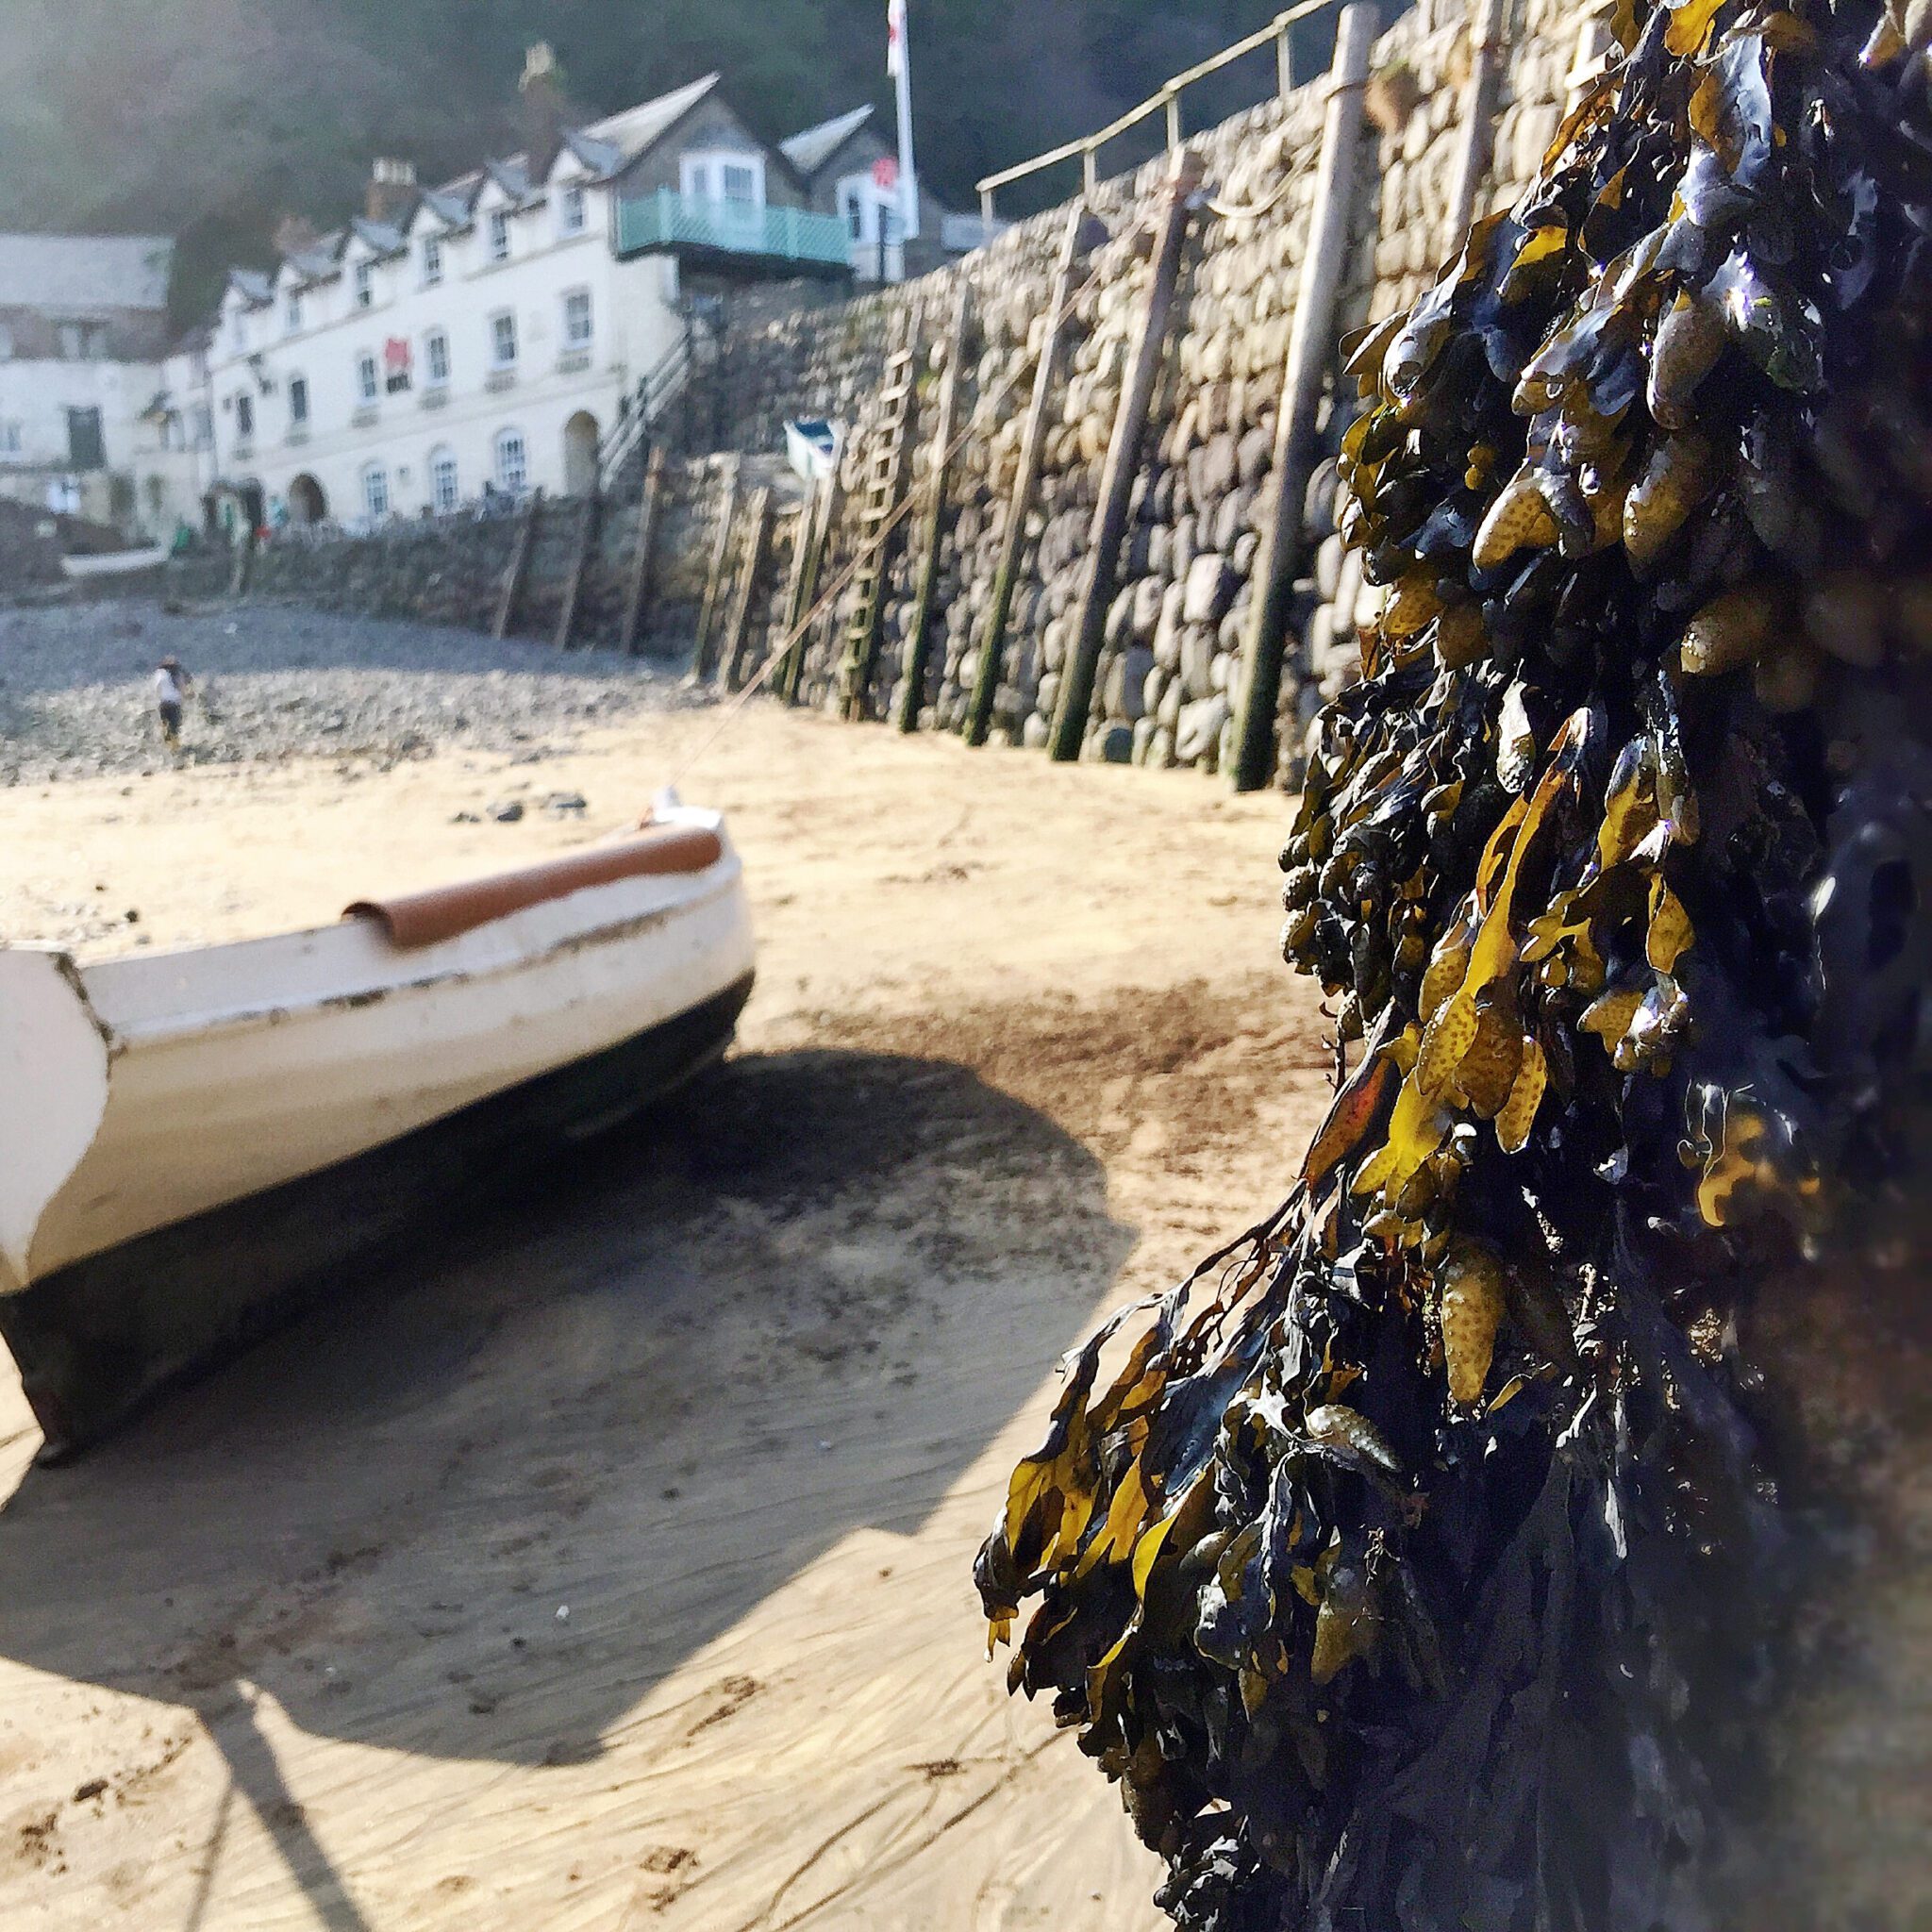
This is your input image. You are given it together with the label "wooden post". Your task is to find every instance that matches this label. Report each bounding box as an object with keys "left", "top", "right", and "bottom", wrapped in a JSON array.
[
  {"left": 720, "top": 487, "right": 774, "bottom": 691},
  {"left": 1230, "top": 2, "right": 1375, "bottom": 792},
  {"left": 778, "top": 500, "right": 814, "bottom": 638},
  {"left": 964, "top": 202, "right": 1099, "bottom": 747},
  {"left": 552, "top": 492, "right": 599, "bottom": 650},
  {"left": 1165, "top": 90, "right": 1183, "bottom": 152},
  {"left": 617, "top": 446, "right": 667, "bottom": 655},
  {"left": 691, "top": 456, "right": 741, "bottom": 679},
  {"left": 780, "top": 464, "right": 841, "bottom": 705},
  {"left": 1276, "top": 19, "right": 1295, "bottom": 98},
  {"left": 980, "top": 185, "right": 996, "bottom": 227},
  {"left": 492, "top": 488, "right": 543, "bottom": 642},
  {"left": 1083, "top": 146, "right": 1099, "bottom": 198},
  {"left": 897, "top": 283, "right": 972, "bottom": 733},
  {"left": 1049, "top": 151, "right": 1201, "bottom": 762},
  {"left": 1445, "top": 0, "right": 1510, "bottom": 243}
]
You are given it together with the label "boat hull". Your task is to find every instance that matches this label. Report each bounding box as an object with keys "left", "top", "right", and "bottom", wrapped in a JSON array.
[{"left": 0, "top": 971, "right": 752, "bottom": 1459}]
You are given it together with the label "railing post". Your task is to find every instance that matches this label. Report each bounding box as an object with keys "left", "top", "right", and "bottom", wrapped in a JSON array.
[
  {"left": 964, "top": 202, "right": 1100, "bottom": 747},
  {"left": 1165, "top": 89, "right": 1183, "bottom": 151},
  {"left": 1229, "top": 1, "right": 1374, "bottom": 792},
  {"left": 1083, "top": 145, "right": 1100, "bottom": 198},
  {"left": 1446, "top": 0, "right": 1510, "bottom": 243},
  {"left": 980, "top": 185, "right": 995, "bottom": 227},
  {"left": 1050, "top": 149, "right": 1202, "bottom": 762},
  {"left": 1276, "top": 19, "right": 1295, "bottom": 97}
]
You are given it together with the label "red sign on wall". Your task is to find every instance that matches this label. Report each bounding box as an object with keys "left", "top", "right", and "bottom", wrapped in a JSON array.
[{"left": 872, "top": 155, "right": 899, "bottom": 192}]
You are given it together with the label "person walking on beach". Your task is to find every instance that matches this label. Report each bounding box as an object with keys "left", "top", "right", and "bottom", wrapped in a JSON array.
[{"left": 154, "top": 656, "right": 192, "bottom": 748}]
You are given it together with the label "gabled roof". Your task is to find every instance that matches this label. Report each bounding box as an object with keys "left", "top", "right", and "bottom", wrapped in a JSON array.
[
  {"left": 282, "top": 230, "right": 346, "bottom": 284},
  {"left": 349, "top": 216, "right": 408, "bottom": 258},
  {"left": 0, "top": 233, "right": 173, "bottom": 311},
  {"left": 482, "top": 158, "right": 534, "bottom": 204},
  {"left": 780, "top": 105, "right": 875, "bottom": 177},
  {"left": 580, "top": 72, "right": 722, "bottom": 164},
  {"left": 557, "top": 128, "right": 625, "bottom": 180},
  {"left": 227, "top": 268, "right": 274, "bottom": 307},
  {"left": 413, "top": 178, "right": 482, "bottom": 232}
]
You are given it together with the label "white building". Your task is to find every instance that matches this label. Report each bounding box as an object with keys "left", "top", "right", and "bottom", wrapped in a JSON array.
[
  {"left": 0, "top": 234, "right": 178, "bottom": 532},
  {"left": 200, "top": 56, "right": 925, "bottom": 530}
]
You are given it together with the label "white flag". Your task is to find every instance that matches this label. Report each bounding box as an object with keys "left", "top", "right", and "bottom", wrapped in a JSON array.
[{"left": 887, "top": 0, "right": 907, "bottom": 77}]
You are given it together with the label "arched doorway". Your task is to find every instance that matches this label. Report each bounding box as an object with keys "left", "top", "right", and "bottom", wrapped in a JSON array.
[
  {"left": 288, "top": 474, "right": 327, "bottom": 525},
  {"left": 562, "top": 410, "right": 600, "bottom": 497}
]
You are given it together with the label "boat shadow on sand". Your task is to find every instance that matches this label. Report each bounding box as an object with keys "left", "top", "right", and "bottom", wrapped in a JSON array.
[{"left": 0, "top": 1045, "right": 1138, "bottom": 1931}]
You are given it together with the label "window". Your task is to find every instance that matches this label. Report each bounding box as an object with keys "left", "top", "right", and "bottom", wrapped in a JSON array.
[
  {"left": 558, "top": 185, "right": 587, "bottom": 236},
  {"left": 289, "top": 375, "right": 308, "bottom": 425},
  {"left": 562, "top": 289, "right": 592, "bottom": 348},
  {"left": 234, "top": 392, "right": 254, "bottom": 439},
  {"left": 844, "top": 191, "right": 863, "bottom": 241},
  {"left": 422, "top": 234, "right": 443, "bottom": 286},
  {"left": 681, "top": 151, "right": 765, "bottom": 208},
  {"left": 494, "top": 427, "right": 526, "bottom": 492},
  {"left": 361, "top": 461, "right": 390, "bottom": 519},
  {"left": 192, "top": 403, "right": 213, "bottom": 449},
  {"left": 285, "top": 291, "right": 303, "bottom": 334},
  {"left": 354, "top": 259, "right": 375, "bottom": 308},
  {"left": 67, "top": 406, "right": 105, "bottom": 470},
  {"left": 425, "top": 327, "right": 450, "bottom": 385},
  {"left": 0, "top": 421, "right": 21, "bottom": 456},
  {"left": 488, "top": 209, "right": 511, "bottom": 262},
  {"left": 58, "top": 320, "right": 108, "bottom": 360},
  {"left": 429, "top": 446, "right": 459, "bottom": 514},
  {"left": 230, "top": 309, "right": 247, "bottom": 354},
  {"left": 490, "top": 309, "right": 517, "bottom": 368},
  {"left": 357, "top": 351, "right": 378, "bottom": 403}
]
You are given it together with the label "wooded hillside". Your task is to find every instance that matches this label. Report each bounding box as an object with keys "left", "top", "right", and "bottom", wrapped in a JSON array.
[{"left": 0, "top": 0, "right": 1326, "bottom": 325}]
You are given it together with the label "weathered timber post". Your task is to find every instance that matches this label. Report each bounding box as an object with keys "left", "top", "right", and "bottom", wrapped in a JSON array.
[
  {"left": 552, "top": 491, "right": 599, "bottom": 650},
  {"left": 691, "top": 456, "right": 741, "bottom": 679},
  {"left": 720, "top": 486, "right": 774, "bottom": 691},
  {"left": 1050, "top": 149, "right": 1203, "bottom": 762},
  {"left": 492, "top": 487, "right": 543, "bottom": 642},
  {"left": 898, "top": 281, "right": 974, "bottom": 733},
  {"left": 1445, "top": 0, "right": 1510, "bottom": 242},
  {"left": 1229, "top": 3, "right": 1375, "bottom": 792},
  {"left": 964, "top": 202, "right": 1103, "bottom": 746},
  {"left": 618, "top": 446, "right": 667, "bottom": 655},
  {"left": 779, "top": 465, "right": 841, "bottom": 705}
]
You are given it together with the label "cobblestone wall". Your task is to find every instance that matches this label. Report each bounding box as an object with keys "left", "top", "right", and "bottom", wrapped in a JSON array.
[{"left": 708, "top": 0, "right": 1594, "bottom": 783}]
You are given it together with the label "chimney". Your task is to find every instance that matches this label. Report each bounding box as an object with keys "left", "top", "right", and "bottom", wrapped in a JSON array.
[
  {"left": 520, "top": 42, "right": 568, "bottom": 181},
  {"left": 273, "top": 212, "right": 320, "bottom": 259},
  {"left": 365, "top": 157, "right": 417, "bottom": 228}
]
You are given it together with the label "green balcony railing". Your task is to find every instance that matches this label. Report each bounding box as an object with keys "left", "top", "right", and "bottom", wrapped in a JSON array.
[{"left": 614, "top": 190, "right": 851, "bottom": 269}]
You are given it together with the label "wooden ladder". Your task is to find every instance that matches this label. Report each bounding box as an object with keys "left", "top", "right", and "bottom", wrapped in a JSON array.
[{"left": 837, "top": 346, "right": 916, "bottom": 721}]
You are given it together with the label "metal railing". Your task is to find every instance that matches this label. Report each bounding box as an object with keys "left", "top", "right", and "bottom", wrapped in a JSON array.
[
  {"left": 614, "top": 190, "right": 851, "bottom": 269},
  {"left": 975, "top": 0, "right": 1357, "bottom": 223},
  {"left": 598, "top": 325, "right": 706, "bottom": 488}
]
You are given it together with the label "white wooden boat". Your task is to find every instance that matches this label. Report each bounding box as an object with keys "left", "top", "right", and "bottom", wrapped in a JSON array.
[
  {"left": 0, "top": 804, "right": 755, "bottom": 1456},
  {"left": 58, "top": 544, "right": 170, "bottom": 579}
]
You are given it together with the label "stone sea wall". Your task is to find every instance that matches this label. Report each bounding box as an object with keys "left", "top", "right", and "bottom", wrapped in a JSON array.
[{"left": 703, "top": 0, "right": 1593, "bottom": 781}]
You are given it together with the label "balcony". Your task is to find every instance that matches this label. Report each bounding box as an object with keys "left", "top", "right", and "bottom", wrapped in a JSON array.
[{"left": 614, "top": 190, "right": 850, "bottom": 275}]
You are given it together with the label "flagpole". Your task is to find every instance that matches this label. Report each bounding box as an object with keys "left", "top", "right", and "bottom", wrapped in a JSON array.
[{"left": 890, "top": 0, "right": 920, "bottom": 242}]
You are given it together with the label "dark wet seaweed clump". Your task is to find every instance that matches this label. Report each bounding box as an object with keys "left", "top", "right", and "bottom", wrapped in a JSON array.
[{"left": 976, "top": 2, "right": 1932, "bottom": 1925}]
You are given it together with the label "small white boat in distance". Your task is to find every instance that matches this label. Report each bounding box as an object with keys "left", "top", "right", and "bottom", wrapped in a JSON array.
[{"left": 0, "top": 803, "right": 755, "bottom": 1457}]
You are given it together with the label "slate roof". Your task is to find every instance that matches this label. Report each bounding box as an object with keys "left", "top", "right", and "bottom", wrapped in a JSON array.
[
  {"left": 0, "top": 233, "right": 173, "bottom": 312},
  {"left": 780, "top": 106, "right": 875, "bottom": 177},
  {"left": 579, "top": 73, "right": 722, "bottom": 163}
]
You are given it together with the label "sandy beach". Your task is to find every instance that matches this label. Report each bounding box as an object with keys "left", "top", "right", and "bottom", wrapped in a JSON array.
[{"left": 0, "top": 615, "right": 1335, "bottom": 1931}]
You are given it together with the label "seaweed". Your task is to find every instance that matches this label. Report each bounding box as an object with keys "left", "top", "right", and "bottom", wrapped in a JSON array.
[{"left": 975, "top": 2, "right": 1932, "bottom": 1925}]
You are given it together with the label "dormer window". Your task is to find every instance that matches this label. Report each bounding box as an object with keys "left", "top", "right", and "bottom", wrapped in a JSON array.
[
  {"left": 285, "top": 291, "right": 303, "bottom": 334},
  {"left": 488, "top": 209, "right": 511, "bottom": 263},
  {"left": 354, "top": 260, "right": 375, "bottom": 309},
  {"left": 422, "top": 234, "right": 443, "bottom": 286},
  {"left": 558, "top": 185, "right": 587, "bottom": 236}
]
